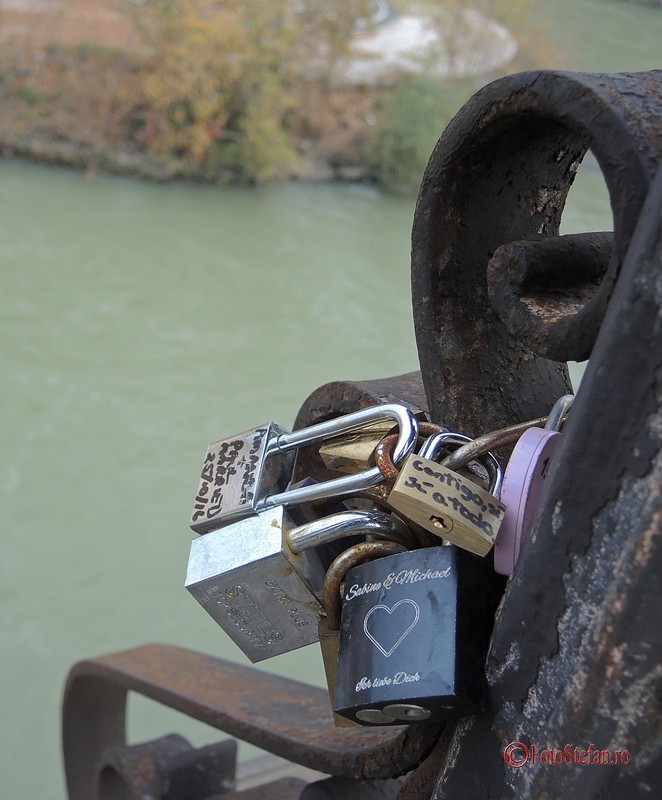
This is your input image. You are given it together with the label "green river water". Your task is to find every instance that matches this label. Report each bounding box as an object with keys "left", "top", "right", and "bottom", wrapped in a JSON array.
[{"left": 1, "top": 0, "right": 661, "bottom": 795}]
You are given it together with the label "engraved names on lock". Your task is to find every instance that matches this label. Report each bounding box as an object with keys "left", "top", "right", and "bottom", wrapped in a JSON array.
[
  {"left": 388, "top": 457, "right": 507, "bottom": 556},
  {"left": 205, "top": 577, "right": 316, "bottom": 652},
  {"left": 192, "top": 429, "right": 266, "bottom": 529},
  {"left": 190, "top": 422, "right": 294, "bottom": 533},
  {"left": 185, "top": 508, "right": 324, "bottom": 662},
  {"left": 333, "top": 547, "right": 486, "bottom": 726},
  {"left": 343, "top": 563, "right": 449, "bottom": 696},
  {"left": 344, "top": 563, "right": 452, "bottom": 599}
]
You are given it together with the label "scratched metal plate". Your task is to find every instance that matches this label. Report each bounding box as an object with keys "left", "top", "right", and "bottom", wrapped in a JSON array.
[{"left": 190, "top": 422, "right": 295, "bottom": 533}]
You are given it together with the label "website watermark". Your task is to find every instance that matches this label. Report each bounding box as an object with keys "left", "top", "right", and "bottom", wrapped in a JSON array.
[{"left": 503, "top": 742, "right": 631, "bottom": 768}]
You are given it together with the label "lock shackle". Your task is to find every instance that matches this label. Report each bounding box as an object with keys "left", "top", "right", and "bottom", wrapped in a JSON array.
[
  {"left": 418, "top": 431, "right": 472, "bottom": 459},
  {"left": 441, "top": 394, "right": 575, "bottom": 473},
  {"left": 258, "top": 404, "right": 419, "bottom": 512},
  {"left": 286, "top": 510, "right": 416, "bottom": 555},
  {"left": 544, "top": 394, "right": 574, "bottom": 431},
  {"left": 371, "top": 423, "right": 449, "bottom": 482},
  {"left": 323, "top": 541, "right": 408, "bottom": 631},
  {"left": 421, "top": 432, "right": 503, "bottom": 498},
  {"left": 439, "top": 420, "right": 545, "bottom": 473}
]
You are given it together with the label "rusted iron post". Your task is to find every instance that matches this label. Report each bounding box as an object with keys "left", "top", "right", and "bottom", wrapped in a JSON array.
[
  {"left": 407, "top": 70, "right": 662, "bottom": 799},
  {"left": 429, "top": 161, "right": 662, "bottom": 800},
  {"left": 412, "top": 69, "right": 662, "bottom": 434}
]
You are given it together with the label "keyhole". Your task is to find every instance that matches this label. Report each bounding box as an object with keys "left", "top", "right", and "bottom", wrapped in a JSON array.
[{"left": 430, "top": 515, "right": 449, "bottom": 530}]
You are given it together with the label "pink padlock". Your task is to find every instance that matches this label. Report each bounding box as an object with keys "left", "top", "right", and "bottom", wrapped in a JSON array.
[{"left": 494, "top": 395, "right": 573, "bottom": 576}]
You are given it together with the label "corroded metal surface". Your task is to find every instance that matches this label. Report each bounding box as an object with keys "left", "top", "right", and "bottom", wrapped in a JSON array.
[
  {"left": 428, "top": 117, "right": 662, "bottom": 799},
  {"left": 236, "top": 777, "right": 309, "bottom": 799},
  {"left": 62, "top": 644, "right": 441, "bottom": 799},
  {"left": 96, "top": 734, "right": 237, "bottom": 800},
  {"left": 412, "top": 69, "right": 662, "bottom": 434},
  {"left": 293, "top": 374, "right": 429, "bottom": 431},
  {"left": 487, "top": 232, "right": 613, "bottom": 361}
]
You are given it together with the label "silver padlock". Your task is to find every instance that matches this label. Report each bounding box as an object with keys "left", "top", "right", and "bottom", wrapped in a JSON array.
[
  {"left": 190, "top": 404, "right": 419, "bottom": 533},
  {"left": 185, "top": 508, "right": 414, "bottom": 662}
]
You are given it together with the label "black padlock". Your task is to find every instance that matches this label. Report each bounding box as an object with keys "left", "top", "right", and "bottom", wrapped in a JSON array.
[{"left": 333, "top": 545, "right": 489, "bottom": 725}]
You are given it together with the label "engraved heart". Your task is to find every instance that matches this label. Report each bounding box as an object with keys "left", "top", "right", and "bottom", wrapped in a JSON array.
[{"left": 363, "top": 599, "right": 420, "bottom": 658}]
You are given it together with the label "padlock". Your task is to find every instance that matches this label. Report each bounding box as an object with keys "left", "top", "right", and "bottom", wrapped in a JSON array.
[
  {"left": 385, "top": 432, "right": 506, "bottom": 556},
  {"left": 318, "top": 417, "right": 436, "bottom": 475},
  {"left": 333, "top": 545, "right": 489, "bottom": 725},
  {"left": 319, "top": 421, "right": 402, "bottom": 474},
  {"left": 190, "top": 404, "right": 419, "bottom": 533},
  {"left": 186, "top": 507, "right": 412, "bottom": 662},
  {"left": 494, "top": 395, "right": 574, "bottom": 576},
  {"left": 190, "top": 422, "right": 293, "bottom": 534},
  {"left": 318, "top": 540, "right": 408, "bottom": 728}
]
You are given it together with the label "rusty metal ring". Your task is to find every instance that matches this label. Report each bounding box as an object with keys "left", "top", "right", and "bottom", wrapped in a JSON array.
[
  {"left": 366, "top": 423, "right": 443, "bottom": 473},
  {"left": 361, "top": 423, "right": 443, "bottom": 471},
  {"left": 375, "top": 433, "right": 404, "bottom": 484},
  {"left": 374, "top": 424, "right": 444, "bottom": 483},
  {"left": 376, "top": 431, "right": 449, "bottom": 483},
  {"left": 323, "top": 541, "right": 407, "bottom": 630},
  {"left": 417, "top": 422, "right": 445, "bottom": 439}
]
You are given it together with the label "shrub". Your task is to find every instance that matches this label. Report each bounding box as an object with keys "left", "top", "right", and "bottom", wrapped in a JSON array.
[{"left": 368, "top": 74, "right": 474, "bottom": 190}]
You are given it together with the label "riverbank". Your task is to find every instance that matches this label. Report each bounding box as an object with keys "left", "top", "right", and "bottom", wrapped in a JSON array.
[
  {"left": 0, "top": 7, "right": 384, "bottom": 185},
  {"left": 0, "top": 79, "right": 381, "bottom": 185},
  {"left": 0, "top": 1, "right": 519, "bottom": 187},
  {"left": 0, "top": 92, "right": 388, "bottom": 185}
]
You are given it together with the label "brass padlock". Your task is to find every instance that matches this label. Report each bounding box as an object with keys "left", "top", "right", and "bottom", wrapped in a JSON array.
[
  {"left": 318, "top": 411, "right": 435, "bottom": 475},
  {"left": 319, "top": 420, "right": 399, "bottom": 474},
  {"left": 319, "top": 540, "right": 408, "bottom": 727},
  {"left": 319, "top": 420, "right": 443, "bottom": 476},
  {"left": 385, "top": 432, "right": 506, "bottom": 556}
]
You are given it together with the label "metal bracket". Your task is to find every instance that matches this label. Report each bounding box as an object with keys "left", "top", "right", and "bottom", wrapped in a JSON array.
[
  {"left": 412, "top": 69, "right": 662, "bottom": 435},
  {"left": 63, "top": 644, "right": 441, "bottom": 799}
]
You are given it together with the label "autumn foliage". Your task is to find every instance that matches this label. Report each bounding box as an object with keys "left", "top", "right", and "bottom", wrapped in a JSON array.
[
  {"left": 0, "top": 0, "right": 544, "bottom": 186},
  {"left": 138, "top": 1, "right": 300, "bottom": 179}
]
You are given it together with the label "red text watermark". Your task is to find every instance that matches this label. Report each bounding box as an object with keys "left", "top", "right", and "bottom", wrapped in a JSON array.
[{"left": 503, "top": 742, "right": 631, "bottom": 768}]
